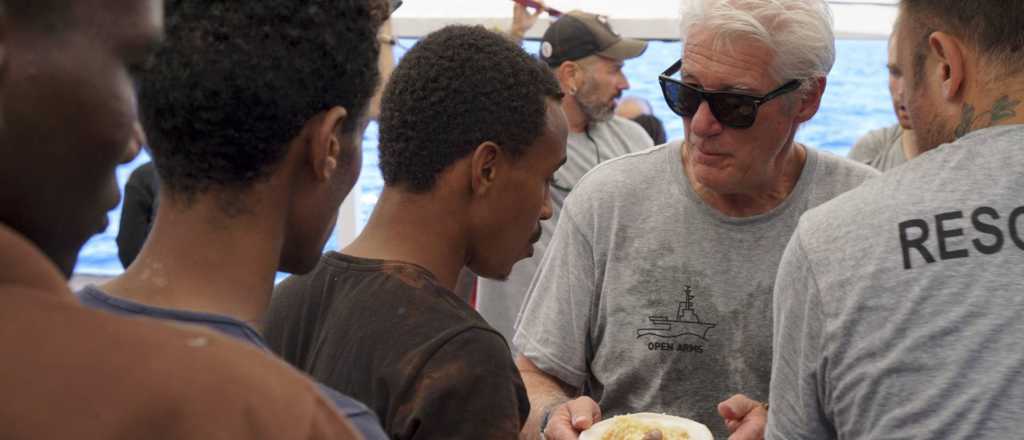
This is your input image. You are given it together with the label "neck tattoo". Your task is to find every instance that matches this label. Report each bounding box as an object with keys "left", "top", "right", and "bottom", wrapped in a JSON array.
[{"left": 954, "top": 95, "right": 1022, "bottom": 138}]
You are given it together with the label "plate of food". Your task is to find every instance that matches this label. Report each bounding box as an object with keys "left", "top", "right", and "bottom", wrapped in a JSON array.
[{"left": 578, "top": 412, "right": 713, "bottom": 440}]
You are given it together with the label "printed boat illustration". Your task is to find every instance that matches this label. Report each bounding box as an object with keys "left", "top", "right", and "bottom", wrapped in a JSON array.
[{"left": 637, "top": 285, "right": 716, "bottom": 340}]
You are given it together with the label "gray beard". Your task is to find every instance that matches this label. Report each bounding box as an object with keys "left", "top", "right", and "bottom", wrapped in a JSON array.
[{"left": 575, "top": 90, "right": 615, "bottom": 123}]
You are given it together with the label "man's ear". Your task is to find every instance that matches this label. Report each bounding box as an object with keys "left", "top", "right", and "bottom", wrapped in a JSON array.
[
  {"left": 928, "top": 31, "right": 965, "bottom": 101},
  {"left": 308, "top": 106, "right": 349, "bottom": 181},
  {"left": 469, "top": 141, "right": 501, "bottom": 196},
  {"left": 557, "top": 61, "right": 581, "bottom": 95},
  {"left": 795, "top": 77, "right": 826, "bottom": 124}
]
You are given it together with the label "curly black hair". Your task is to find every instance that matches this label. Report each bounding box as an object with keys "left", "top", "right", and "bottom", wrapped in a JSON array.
[
  {"left": 139, "top": 0, "right": 384, "bottom": 201},
  {"left": 378, "top": 25, "right": 563, "bottom": 192}
]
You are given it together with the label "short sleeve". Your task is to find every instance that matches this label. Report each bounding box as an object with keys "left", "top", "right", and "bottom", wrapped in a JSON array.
[
  {"left": 766, "top": 226, "right": 835, "bottom": 440},
  {"left": 392, "top": 329, "right": 529, "bottom": 439},
  {"left": 513, "top": 201, "right": 596, "bottom": 390},
  {"left": 847, "top": 128, "right": 885, "bottom": 163}
]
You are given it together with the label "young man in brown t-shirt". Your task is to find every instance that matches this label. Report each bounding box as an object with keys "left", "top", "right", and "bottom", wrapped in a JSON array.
[{"left": 266, "top": 25, "right": 569, "bottom": 439}]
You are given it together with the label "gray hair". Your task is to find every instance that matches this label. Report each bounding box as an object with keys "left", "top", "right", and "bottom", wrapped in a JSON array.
[{"left": 679, "top": 0, "right": 836, "bottom": 89}]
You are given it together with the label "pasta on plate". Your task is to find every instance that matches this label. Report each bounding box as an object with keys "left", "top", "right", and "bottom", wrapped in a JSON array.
[{"left": 578, "top": 412, "right": 713, "bottom": 440}]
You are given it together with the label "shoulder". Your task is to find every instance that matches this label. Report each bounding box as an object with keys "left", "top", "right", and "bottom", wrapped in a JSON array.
[
  {"left": 605, "top": 116, "right": 654, "bottom": 145},
  {"left": 791, "top": 150, "right": 883, "bottom": 248},
  {"left": 569, "top": 141, "right": 677, "bottom": 209},
  {"left": 848, "top": 124, "right": 901, "bottom": 163},
  {"left": 443, "top": 326, "right": 514, "bottom": 358},
  {"left": 808, "top": 147, "right": 880, "bottom": 193},
  {"left": 795, "top": 168, "right": 888, "bottom": 256},
  {"left": 268, "top": 267, "right": 321, "bottom": 323},
  {"left": 272, "top": 268, "right": 317, "bottom": 301},
  {"left": 7, "top": 293, "right": 357, "bottom": 438},
  {"left": 271, "top": 252, "right": 398, "bottom": 307},
  {"left": 399, "top": 325, "right": 519, "bottom": 397},
  {"left": 802, "top": 125, "right": 1024, "bottom": 249},
  {"left": 397, "top": 328, "right": 526, "bottom": 437}
]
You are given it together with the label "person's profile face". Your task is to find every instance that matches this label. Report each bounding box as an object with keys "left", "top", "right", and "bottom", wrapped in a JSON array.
[
  {"left": 280, "top": 119, "right": 368, "bottom": 275},
  {"left": 895, "top": 11, "right": 951, "bottom": 152},
  {"left": 576, "top": 56, "right": 629, "bottom": 123},
  {"left": 887, "top": 32, "right": 912, "bottom": 130},
  {"left": 0, "top": 0, "right": 164, "bottom": 275},
  {"left": 470, "top": 100, "right": 568, "bottom": 280}
]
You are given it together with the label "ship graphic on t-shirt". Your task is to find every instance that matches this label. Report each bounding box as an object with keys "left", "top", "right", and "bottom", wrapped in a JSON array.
[{"left": 637, "top": 285, "right": 716, "bottom": 341}]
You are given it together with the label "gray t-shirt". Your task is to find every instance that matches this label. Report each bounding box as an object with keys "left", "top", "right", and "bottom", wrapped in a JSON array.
[
  {"left": 847, "top": 124, "right": 908, "bottom": 172},
  {"left": 514, "top": 141, "right": 877, "bottom": 438},
  {"left": 477, "top": 116, "right": 653, "bottom": 348},
  {"left": 768, "top": 125, "right": 1024, "bottom": 440}
]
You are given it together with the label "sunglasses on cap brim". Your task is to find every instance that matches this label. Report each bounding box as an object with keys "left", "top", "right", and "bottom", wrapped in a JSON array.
[{"left": 658, "top": 59, "right": 802, "bottom": 129}]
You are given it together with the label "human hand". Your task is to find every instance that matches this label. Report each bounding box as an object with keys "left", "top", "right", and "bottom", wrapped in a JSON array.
[
  {"left": 543, "top": 396, "right": 602, "bottom": 440},
  {"left": 717, "top": 394, "right": 768, "bottom": 440},
  {"left": 511, "top": 1, "right": 546, "bottom": 38}
]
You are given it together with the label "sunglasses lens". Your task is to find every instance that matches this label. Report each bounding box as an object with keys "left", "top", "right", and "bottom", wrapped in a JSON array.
[
  {"left": 661, "top": 77, "right": 763, "bottom": 128},
  {"left": 709, "top": 94, "right": 757, "bottom": 128},
  {"left": 676, "top": 84, "right": 702, "bottom": 117},
  {"left": 660, "top": 80, "right": 682, "bottom": 117}
]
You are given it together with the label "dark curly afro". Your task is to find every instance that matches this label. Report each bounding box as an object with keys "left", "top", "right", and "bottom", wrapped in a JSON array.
[
  {"left": 139, "top": 0, "right": 385, "bottom": 201},
  {"left": 378, "top": 25, "right": 563, "bottom": 192}
]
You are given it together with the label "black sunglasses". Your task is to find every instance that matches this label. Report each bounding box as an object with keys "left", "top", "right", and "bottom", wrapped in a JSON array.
[{"left": 658, "top": 59, "right": 802, "bottom": 129}]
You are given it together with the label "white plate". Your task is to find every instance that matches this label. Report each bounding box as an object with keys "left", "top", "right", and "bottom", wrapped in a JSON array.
[{"left": 578, "top": 412, "right": 713, "bottom": 440}]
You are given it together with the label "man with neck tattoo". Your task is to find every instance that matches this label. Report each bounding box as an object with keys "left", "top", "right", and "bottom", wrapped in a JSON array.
[{"left": 768, "top": 1, "right": 1024, "bottom": 438}]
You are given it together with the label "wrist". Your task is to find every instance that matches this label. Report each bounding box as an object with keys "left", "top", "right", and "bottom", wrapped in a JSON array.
[{"left": 539, "top": 406, "right": 553, "bottom": 437}]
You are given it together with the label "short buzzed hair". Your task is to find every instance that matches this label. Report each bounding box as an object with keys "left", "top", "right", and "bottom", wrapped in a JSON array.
[
  {"left": 901, "top": 0, "right": 1024, "bottom": 80},
  {"left": 378, "top": 25, "right": 563, "bottom": 192}
]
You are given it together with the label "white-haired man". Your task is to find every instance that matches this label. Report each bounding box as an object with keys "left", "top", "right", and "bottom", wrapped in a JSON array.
[
  {"left": 513, "top": 1, "right": 878, "bottom": 439},
  {"left": 768, "top": 0, "right": 1024, "bottom": 437}
]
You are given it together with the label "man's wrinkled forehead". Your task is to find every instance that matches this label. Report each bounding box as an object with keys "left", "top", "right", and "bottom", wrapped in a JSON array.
[{"left": 681, "top": 32, "right": 773, "bottom": 91}]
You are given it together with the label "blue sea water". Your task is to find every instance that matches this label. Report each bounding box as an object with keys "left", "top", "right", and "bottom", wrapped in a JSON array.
[{"left": 75, "top": 38, "right": 892, "bottom": 276}]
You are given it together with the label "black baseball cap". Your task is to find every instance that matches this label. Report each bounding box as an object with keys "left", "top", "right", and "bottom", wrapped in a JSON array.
[{"left": 539, "top": 10, "right": 648, "bottom": 67}]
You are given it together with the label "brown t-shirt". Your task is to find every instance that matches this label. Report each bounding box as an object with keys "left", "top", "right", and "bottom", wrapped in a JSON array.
[
  {"left": 0, "top": 224, "right": 360, "bottom": 439},
  {"left": 265, "top": 252, "right": 530, "bottom": 439}
]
